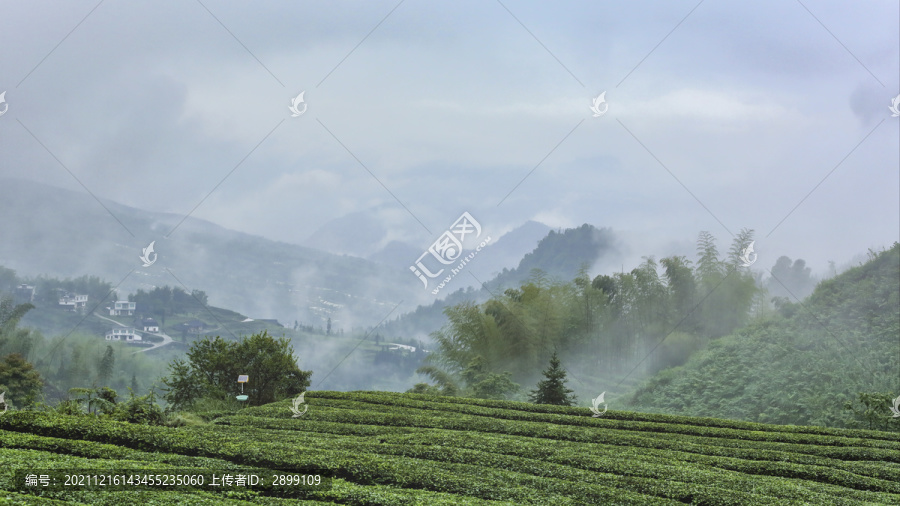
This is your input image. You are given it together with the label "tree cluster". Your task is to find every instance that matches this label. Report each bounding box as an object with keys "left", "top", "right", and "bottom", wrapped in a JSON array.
[
  {"left": 130, "top": 286, "right": 209, "bottom": 326},
  {"left": 417, "top": 230, "right": 761, "bottom": 401},
  {"left": 163, "top": 331, "right": 311, "bottom": 409}
]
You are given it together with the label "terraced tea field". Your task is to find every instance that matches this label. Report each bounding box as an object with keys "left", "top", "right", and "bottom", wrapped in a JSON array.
[{"left": 1, "top": 391, "right": 899, "bottom": 504}]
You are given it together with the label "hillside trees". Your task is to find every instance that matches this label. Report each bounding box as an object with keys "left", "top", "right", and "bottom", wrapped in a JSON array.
[
  {"left": 97, "top": 345, "right": 115, "bottom": 385},
  {"left": 627, "top": 243, "right": 899, "bottom": 430},
  {"left": 131, "top": 286, "right": 210, "bottom": 320},
  {"left": 768, "top": 256, "right": 817, "bottom": 301},
  {"left": 0, "top": 296, "right": 38, "bottom": 360},
  {"left": 163, "top": 331, "right": 311, "bottom": 408},
  {"left": 419, "top": 231, "right": 764, "bottom": 399},
  {"left": 32, "top": 275, "right": 113, "bottom": 306},
  {"left": 0, "top": 267, "right": 18, "bottom": 295},
  {"left": 0, "top": 296, "right": 43, "bottom": 408},
  {"left": 0, "top": 353, "right": 43, "bottom": 408}
]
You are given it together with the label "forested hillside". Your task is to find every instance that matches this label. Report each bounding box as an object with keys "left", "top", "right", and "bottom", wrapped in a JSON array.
[
  {"left": 415, "top": 229, "right": 762, "bottom": 405},
  {"left": 627, "top": 243, "right": 899, "bottom": 430},
  {"left": 413, "top": 230, "right": 898, "bottom": 432}
]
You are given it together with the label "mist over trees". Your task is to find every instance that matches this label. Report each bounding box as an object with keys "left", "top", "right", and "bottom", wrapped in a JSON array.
[
  {"left": 417, "top": 230, "right": 761, "bottom": 399},
  {"left": 630, "top": 243, "right": 899, "bottom": 430},
  {"left": 767, "top": 256, "right": 817, "bottom": 301}
]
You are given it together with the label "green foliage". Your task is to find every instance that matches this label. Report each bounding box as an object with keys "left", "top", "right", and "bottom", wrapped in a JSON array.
[
  {"left": 0, "top": 353, "right": 43, "bottom": 409},
  {"left": 656, "top": 331, "right": 702, "bottom": 370},
  {"left": 31, "top": 274, "right": 113, "bottom": 306},
  {"left": 112, "top": 389, "right": 165, "bottom": 425},
  {"left": 528, "top": 352, "right": 576, "bottom": 406},
  {"left": 628, "top": 243, "right": 900, "bottom": 431},
  {"left": 422, "top": 230, "right": 763, "bottom": 405},
  {"left": 1, "top": 390, "right": 898, "bottom": 504},
  {"left": 0, "top": 296, "right": 40, "bottom": 362},
  {"left": 162, "top": 331, "right": 311, "bottom": 409},
  {"left": 60, "top": 386, "right": 165, "bottom": 425},
  {"left": 97, "top": 345, "right": 115, "bottom": 385},
  {"left": 461, "top": 355, "right": 520, "bottom": 400},
  {"left": 413, "top": 366, "right": 459, "bottom": 396},
  {"left": 844, "top": 392, "right": 899, "bottom": 431},
  {"left": 129, "top": 286, "right": 209, "bottom": 320},
  {"left": 163, "top": 411, "right": 207, "bottom": 428},
  {"left": 66, "top": 387, "right": 114, "bottom": 416},
  {"left": 405, "top": 383, "right": 442, "bottom": 395}
]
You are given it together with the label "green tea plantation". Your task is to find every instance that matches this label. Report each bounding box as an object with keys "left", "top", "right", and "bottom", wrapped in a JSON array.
[{"left": 1, "top": 390, "right": 898, "bottom": 505}]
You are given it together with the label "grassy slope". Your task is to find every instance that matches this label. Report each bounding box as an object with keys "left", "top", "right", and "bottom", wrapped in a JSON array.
[
  {"left": 1, "top": 390, "right": 899, "bottom": 505},
  {"left": 625, "top": 243, "right": 900, "bottom": 429}
]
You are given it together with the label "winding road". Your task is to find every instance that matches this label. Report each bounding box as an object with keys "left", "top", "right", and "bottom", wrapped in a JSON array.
[{"left": 93, "top": 312, "right": 174, "bottom": 353}]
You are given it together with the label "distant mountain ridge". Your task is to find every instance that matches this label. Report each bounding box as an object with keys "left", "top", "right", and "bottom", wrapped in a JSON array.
[
  {"left": 0, "top": 178, "right": 566, "bottom": 333},
  {"left": 365, "top": 220, "right": 553, "bottom": 286},
  {"left": 0, "top": 177, "right": 415, "bottom": 328},
  {"left": 382, "top": 223, "right": 621, "bottom": 339}
]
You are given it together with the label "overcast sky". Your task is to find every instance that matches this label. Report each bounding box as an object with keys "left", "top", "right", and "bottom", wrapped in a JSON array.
[{"left": 1, "top": 0, "right": 897, "bottom": 278}]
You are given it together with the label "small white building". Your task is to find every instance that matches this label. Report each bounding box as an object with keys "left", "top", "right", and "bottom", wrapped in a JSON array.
[
  {"left": 15, "top": 284, "right": 35, "bottom": 303},
  {"left": 140, "top": 318, "right": 159, "bottom": 333},
  {"left": 59, "top": 293, "right": 88, "bottom": 311},
  {"left": 105, "top": 327, "right": 141, "bottom": 342},
  {"left": 109, "top": 300, "right": 136, "bottom": 316},
  {"left": 387, "top": 343, "right": 416, "bottom": 352}
]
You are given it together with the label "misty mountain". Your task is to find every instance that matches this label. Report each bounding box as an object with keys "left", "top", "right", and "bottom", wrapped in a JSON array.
[
  {"left": 0, "top": 177, "right": 424, "bottom": 329},
  {"left": 366, "top": 220, "right": 552, "bottom": 284},
  {"left": 304, "top": 205, "right": 398, "bottom": 258},
  {"left": 383, "top": 223, "right": 621, "bottom": 339},
  {"left": 464, "top": 220, "right": 553, "bottom": 281},
  {"left": 366, "top": 240, "right": 426, "bottom": 272},
  {"left": 484, "top": 224, "right": 619, "bottom": 291}
]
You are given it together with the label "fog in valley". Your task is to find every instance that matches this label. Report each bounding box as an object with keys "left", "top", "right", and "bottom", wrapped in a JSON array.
[{"left": 0, "top": 1, "right": 897, "bottom": 429}]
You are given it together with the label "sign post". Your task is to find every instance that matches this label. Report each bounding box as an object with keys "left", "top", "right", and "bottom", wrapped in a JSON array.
[{"left": 236, "top": 375, "right": 249, "bottom": 402}]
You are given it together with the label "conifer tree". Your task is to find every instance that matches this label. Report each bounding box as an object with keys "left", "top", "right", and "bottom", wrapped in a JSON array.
[
  {"left": 97, "top": 345, "right": 115, "bottom": 385},
  {"left": 528, "top": 351, "right": 576, "bottom": 406}
]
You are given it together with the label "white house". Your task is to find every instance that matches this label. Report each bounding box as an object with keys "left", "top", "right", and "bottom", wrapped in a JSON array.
[
  {"left": 109, "top": 300, "right": 136, "bottom": 316},
  {"left": 387, "top": 343, "right": 416, "bottom": 352},
  {"left": 105, "top": 327, "right": 141, "bottom": 342},
  {"left": 59, "top": 293, "right": 88, "bottom": 311},
  {"left": 140, "top": 318, "right": 159, "bottom": 333},
  {"left": 15, "top": 284, "right": 35, "bottom": 303}
]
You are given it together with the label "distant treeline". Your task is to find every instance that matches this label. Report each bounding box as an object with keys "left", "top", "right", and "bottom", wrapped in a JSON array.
[
  {"left": 0, "top": 268, "right": 114, "bottom": 307},
  {"left": 130, "top": 286, "right": 209, "bottom": 325}
]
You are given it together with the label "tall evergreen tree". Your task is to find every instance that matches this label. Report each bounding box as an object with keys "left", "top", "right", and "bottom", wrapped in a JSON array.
[
  {"left": 97, "top": 345, "right": 115, "bottom": 385},
  {"left": 528, "top": 351, "right": 576, "bottom": 406}
]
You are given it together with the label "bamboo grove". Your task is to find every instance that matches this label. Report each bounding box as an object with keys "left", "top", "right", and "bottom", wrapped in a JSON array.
[{"left": 418, "top": 229, "right": 763, "bottom": 398}]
